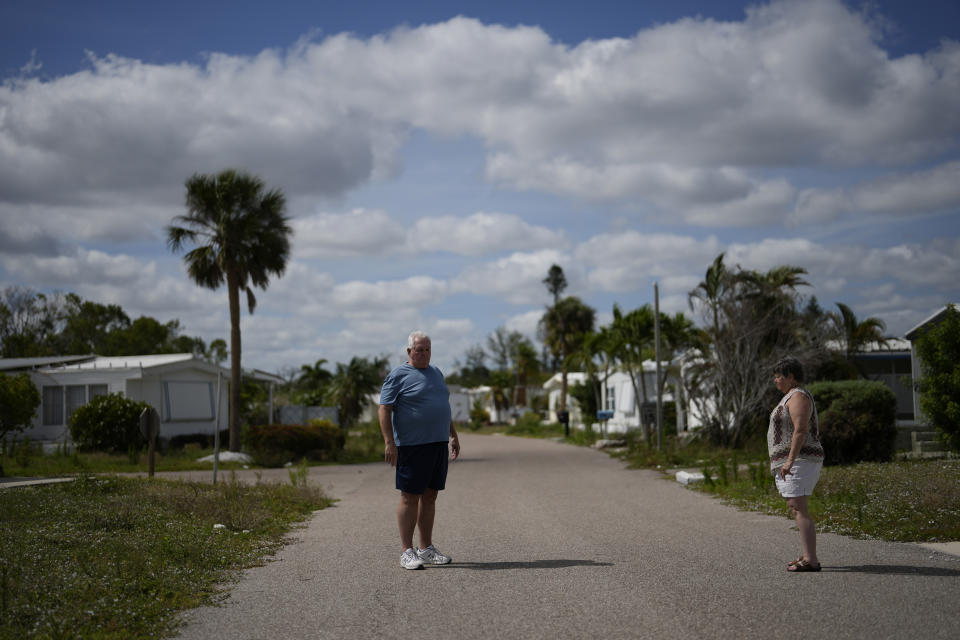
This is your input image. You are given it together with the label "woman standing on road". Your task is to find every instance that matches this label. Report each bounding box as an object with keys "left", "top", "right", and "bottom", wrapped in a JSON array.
[{"left": 768, "top": 356, "right": 825, "bottom": 572}]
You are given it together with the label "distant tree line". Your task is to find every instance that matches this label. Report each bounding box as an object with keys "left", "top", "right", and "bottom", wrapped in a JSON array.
[{"left": 0, "top": 286, "right": 226, "bottom": 362}]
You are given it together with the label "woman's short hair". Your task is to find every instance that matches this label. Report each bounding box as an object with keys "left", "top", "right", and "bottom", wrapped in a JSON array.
[
  {"left": 407, "top": 331, "right": 430, "bottom": 349},
  {"left": 773, "top": 356, "right": 804, "bottom": 382}
]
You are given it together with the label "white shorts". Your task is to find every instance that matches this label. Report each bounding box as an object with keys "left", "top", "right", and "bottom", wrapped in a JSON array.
[{"left": 774, "top": 459, "right": 822, "bottom": 498}]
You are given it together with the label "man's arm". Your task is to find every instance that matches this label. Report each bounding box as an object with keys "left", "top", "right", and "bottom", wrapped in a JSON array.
[
  {"left": 378, "top": 404, "right": 398, "bottom": 467},
  {"left": 449, "top": 421, "right": 460, "bottom": 460}
]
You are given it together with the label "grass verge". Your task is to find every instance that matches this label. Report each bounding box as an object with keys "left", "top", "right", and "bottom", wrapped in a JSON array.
[
  {"left": 1, "top": 444, "right": 250, "bottom": 477},
  {"left": 691, "top": 457, "right": 960, "bottom": 542},
  {"left": 612, "top": 433, "right": 959, "bottom": 542},
  {"left": 0, "top": 474, "right": 332, "bottom": 640},
  {"left": 1, "top": 423, "right": 388, "bottom": 477}
]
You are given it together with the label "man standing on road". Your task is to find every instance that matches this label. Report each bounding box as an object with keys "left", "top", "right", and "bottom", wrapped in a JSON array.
[{"left": 379, "top": 331, "right": 461, "bottom": 570}]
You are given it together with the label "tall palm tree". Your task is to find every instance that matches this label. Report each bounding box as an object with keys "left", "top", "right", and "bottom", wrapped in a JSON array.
[
  {"left": 167, "top": 169, "right": 291, "bottom": 451},
  {"left": 543, "top": 264, "right": 568, "bottom": 306}
]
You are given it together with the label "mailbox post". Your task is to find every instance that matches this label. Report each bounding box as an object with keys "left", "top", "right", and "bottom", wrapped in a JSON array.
[
  {"left": 557, "top": 410, "right": 570, "bottom": 437},
  {"left": 596, "top": 410, "right": 614, "bottom": 437},
  {"left": 139, "top": 407, "right": 159, "bottom": 478}
]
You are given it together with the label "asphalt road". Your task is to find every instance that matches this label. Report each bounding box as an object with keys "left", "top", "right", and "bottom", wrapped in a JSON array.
[{"left": 172, "top": 433, "right": 960, "bottom": 640}]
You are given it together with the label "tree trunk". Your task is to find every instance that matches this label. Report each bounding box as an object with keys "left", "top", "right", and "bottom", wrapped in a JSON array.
[
  {"left": 227, "top": 271, "right": 242, "bottom": 452},
  {"left": 625, "top": 366, "right": 650, "bottom": 445},
  {"left": 559, "top": 368, "right": 569, "bottom": 437},
  {"left": 559, "top": 369, "right": 567, "bottom": 412}
]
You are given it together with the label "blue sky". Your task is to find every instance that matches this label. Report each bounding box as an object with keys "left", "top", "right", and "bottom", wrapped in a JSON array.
[{"left": 1, "top": 0, "right": 959, "bottom": 375}]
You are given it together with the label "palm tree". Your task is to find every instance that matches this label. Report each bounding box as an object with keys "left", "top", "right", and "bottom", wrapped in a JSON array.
[
  {"left": 325, "top": 356, "right": 389, "bottom": 428},
  {"left": 512, "top": 338, "right": 540, "bottom": 407},
  {"left": 688, "top": 253, "right": 729, "bottom": 334},
  {"left": 833, "top": 302, "right": 888, "bottom": 361},
  {"left": 539, "top": 296, "right": 596, "bottom": 424},
  {"left": 167, "top": 169, "right": 291, "bottom": 451},
  {"left": 611, "top": 304, "right": 657, "bottom": 441},
  {"left": 543, "top": 264, "right": 568, "bottom": 306},
  {"left": 297, "top": 359, "right": 333, "bottom": 406},
  {"left": 572, "top": 326, "right": 621, "bottom": 424}
]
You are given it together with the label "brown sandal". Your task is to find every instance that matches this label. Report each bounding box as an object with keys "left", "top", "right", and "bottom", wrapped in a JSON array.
[
  {"left": 788, "top": 559, "right": 821, "bottom": 572},
  {"left": 787, "top": 555, "right": 804, "bottom": 568}
]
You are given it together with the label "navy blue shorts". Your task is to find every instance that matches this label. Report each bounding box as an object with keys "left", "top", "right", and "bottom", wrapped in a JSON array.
[{"left": 396, "top": 441, "right": 449, "bottom": 494}]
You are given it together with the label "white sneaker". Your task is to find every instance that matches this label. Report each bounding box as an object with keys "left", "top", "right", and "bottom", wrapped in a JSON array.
[
  {"left": 417, "top": 544, "right": 452, "bottom": 565},
  {"left": 400, "top": 548, "right": 424, "bottom": 570}
]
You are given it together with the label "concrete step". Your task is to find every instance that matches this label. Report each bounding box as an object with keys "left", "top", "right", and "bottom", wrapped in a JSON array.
[{"left": 912, "top": 429, "right": 944, "bottom": 454}]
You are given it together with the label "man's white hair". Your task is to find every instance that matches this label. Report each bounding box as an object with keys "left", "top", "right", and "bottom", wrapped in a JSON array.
[{"left": 407, "top": 330, "right": 430, "bottom": 349}]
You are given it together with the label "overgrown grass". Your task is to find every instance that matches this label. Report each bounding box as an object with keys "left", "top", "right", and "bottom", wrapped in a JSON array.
[
  {"left": 0, "top": 473, "right": 332, "bottom": 640},
  {"left": 617, "top": 431, "right": 768, "bottom": 471},
  {"left": 694, "top": 457, "right": 960, "bottom": 542},
  {"left": 337, "top": 420, "right": 387, "bottom": 464},
  {"left": 501, "top": 414, "right": 602, "bottom": 446}
]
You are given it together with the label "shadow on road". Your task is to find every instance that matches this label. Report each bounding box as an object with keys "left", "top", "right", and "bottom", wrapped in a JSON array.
[
  {"left": 825, "top": 564, "right": 960, "bottom": 577},
  {"left": 437, "top": 559, "right": 614, "bottom": 571}
]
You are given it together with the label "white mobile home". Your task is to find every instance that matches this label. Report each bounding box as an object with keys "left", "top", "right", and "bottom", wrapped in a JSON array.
[
  {"left": 1, "top": 354, "right": 238, "bottom": 445},
  {"left": 542, "top": 363, "right": 681, "bottom": 435}
]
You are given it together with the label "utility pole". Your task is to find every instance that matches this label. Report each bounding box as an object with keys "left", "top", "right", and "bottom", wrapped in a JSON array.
[{"left": 654, "top": 282, "right": 663, "bottom": 451}]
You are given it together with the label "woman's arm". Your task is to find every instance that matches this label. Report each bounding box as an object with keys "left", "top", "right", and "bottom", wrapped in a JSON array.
[{"left": 780, "top": 392, "right": 811, "bottom": 477}]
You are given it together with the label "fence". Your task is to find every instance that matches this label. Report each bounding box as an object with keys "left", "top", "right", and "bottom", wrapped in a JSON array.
[{"left": 274, "top": 405, "right": 339, "bottom": 426}]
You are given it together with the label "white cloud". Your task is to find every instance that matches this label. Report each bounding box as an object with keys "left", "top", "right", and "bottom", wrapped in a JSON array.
[
  {"left": 293, "top": 209, "right": 406, "bottom": 259},
  {"left": 331, "top": 275, "right": 448, "bottom": 313},
  {"left": 452, "top": 249, "right": 569, "bottom": 304},
  {"left": 411, "top": 212, "right": 567, "bottom": 256},
  {"left": 793, "top": 161, "right": 960, "bottom": 223},
  {"left": 2, "top": 1, "right": 958, "bottom": 372},
  {"left": 3, "top": 1, "right": 957, "bottom": 234},
  {"left": 575, "top": 232, "right": 723, "bottom": 292},
  {"left": 726, "top": 237, "right": 960, "bottom": 292},
  {"left": 504, "top": 309, "right": 546, "bottom": 339},
  {"left": 1, "top": 248, "right": 153, "bottom": 287},
  {"left": 485, "top": 157, "right": 795, "bottom": 226},
  {"left": 291, "top": 209, "right": 567, "bottom": 259}
]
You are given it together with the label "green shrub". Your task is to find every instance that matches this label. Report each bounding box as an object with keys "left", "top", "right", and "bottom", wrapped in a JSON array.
[
  {"left": 68, "top": 393, "right": 151, "bottom": 453},
  {"left": 913, "top": 304, "right": 960, "bottom": 452},
  {"left": 506, "top": 412, "right": 563, "bottom": 437},
  {"left": 468, "top": 399, "right": 490, "bottom": 431},
  {"left": 246, "top": 423, "right": 345, "bottom": 467},
  {"left": 808, "top": 380, "right": 897, "bottom": 465},
  {"left": 0, "top": 372, "right": 41, "bottom": 441}
]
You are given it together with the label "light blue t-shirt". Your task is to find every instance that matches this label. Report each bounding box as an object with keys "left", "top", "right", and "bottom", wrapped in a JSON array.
[{"left": 379, "top": 363, "right": 451, "bottom": 446}]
